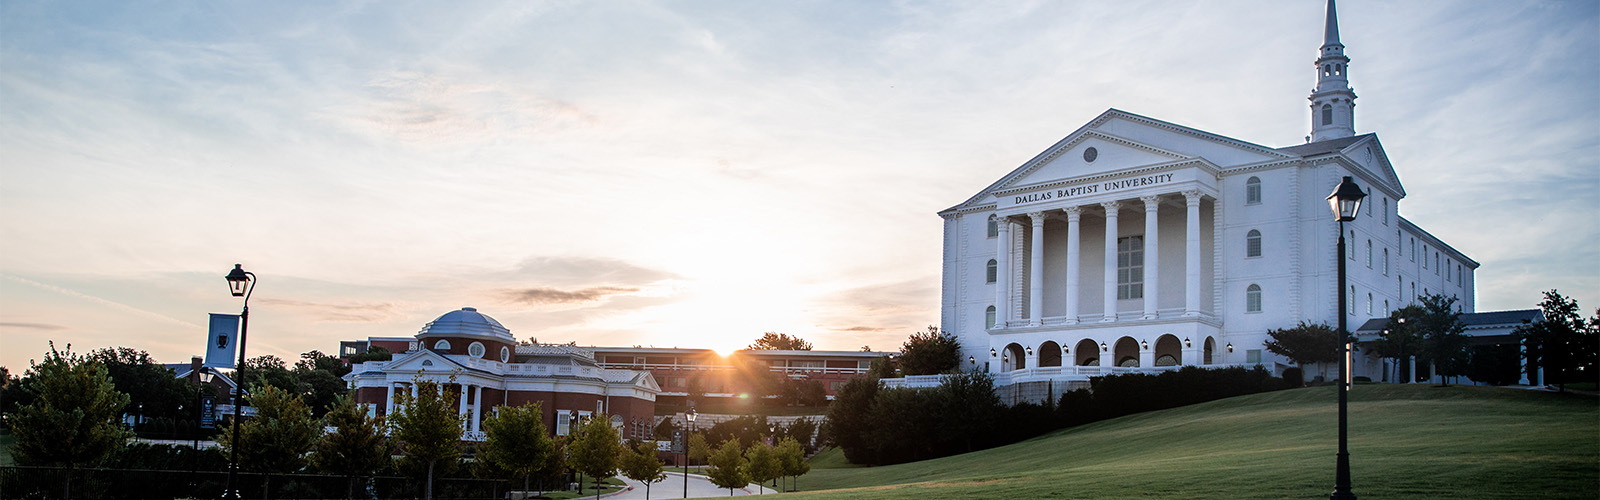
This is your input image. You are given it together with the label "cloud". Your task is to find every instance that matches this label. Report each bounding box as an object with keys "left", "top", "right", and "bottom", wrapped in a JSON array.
[
  {"left": 507, "top": 256, "right": 682, "bottom": 287},
  {"left": 256, "top": 298, "right": 408, "bottom": 323},
  {"left": 831, "top": 325, "right": 891, "bottom": 333},
  {"left": 0, "top": 322, "right": 66, "bottom": 331},
  {"left": 0, "top": 274, "right": 201, "bottom": 329},
  {"left": 498, "top": 286, "right": 639, "bottom": 305}
]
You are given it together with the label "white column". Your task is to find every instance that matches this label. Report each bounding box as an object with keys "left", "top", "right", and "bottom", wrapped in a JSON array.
[
  {"left": 994, "top": 216, "right": 1012, "bottom": 329},
  {"left": 1064, "top": 207, "right": 1083, "bottom": 324},
  {"left": 1028, "top": 211, "right": 1047, "bottom": 326},
  {"left": 1183, "top": 190, "right": 1203, "bottom": 317},
  {"left": 1102, "top": 201, "right": 1121, "bottom": 322},
  {"left": 457, "top": 384, "right": 469, "bottom": 425},
  {"left": 471, "top": 385, "right": 484, "bottom": 433},
  {"left": 1141, "top": 196, "right": 1161, "bottom": 319},
  {"left": 1139, "top": 342, "right": 1155, "bottom": 369},
  {"left": 386, "top": 383, "right": 396, "bottom": 415}
]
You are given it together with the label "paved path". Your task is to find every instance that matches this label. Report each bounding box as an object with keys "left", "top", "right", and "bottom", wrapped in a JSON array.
[{"left": 607, "top": 472, "right": 761, "bottom": 499}]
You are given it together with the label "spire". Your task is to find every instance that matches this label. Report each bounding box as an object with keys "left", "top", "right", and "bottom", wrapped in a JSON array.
[
  {"left": 1308, "top": 0, "right": 1356, "bottom": 142},
  {"left": 1324, "top": 0, "right": 1341, "bottom": 46}
]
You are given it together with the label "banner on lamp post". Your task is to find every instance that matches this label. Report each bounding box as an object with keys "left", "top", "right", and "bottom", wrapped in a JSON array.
[{"left": 205, "top": 313, "right": 240, "bottom": 368}]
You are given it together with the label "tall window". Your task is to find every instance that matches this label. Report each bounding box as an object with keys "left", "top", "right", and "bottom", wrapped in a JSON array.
[
  {"left": 1383, "top": 248, "right": 1390, "bottom": 275},
  {"left": 1384, "top": 299, "right": 1390, "bottom": 314},
  {"left": 1423, "top": 246, "right": 1428, "bottom": 268},
  {"left": 1117, "top": 235, "right": 1144, "bottom": 300},
  {"left": 1434, "top": 253, "right": 1440, "bottom": 275},
  {"left": 1366, "top": 293, "right": 1373, "bottom": 315},
  {"left": 1349, "top": 286, "right": 1356, "bottom": 314},
  {"left": 1410, "top": 282, "right": 1416, "bottom": 301},
  {"left": 987, "top": 215, "right": 999, "bottom": 238},
  {"left": 1246, "top": 284, "right": 1262, "bottom": 313},
  {"left": 1382, "top": 198, "right": 1389, "bottom": 225},
  {"left": 1322, "top": 104, "right": 1334, "bottom": 125},
  {"left": 1410, "top": 238, "right": 1416, "bottom": 261},
  {"left": 1246, "top": 229, "right": 1262, "bottom": 258},
  {"left": 1366, "top": 239, "right": 1372, "bottom": 268},
  {"left": 986, "top": 306, "right": 997, "bottom": 329},
  {"left": 986, "top": 259, "right": 998, "bottom": 284},
  {"left": 1348, "top": 231, "right": 1356, "bottom": 259},
  {"left": 1457, "top": 265, "right": 1463, "bottom": 284},
  {"left": 1446, "top": 259, "right": 1452, "bottom": 282},
  {"left": 1246, "top": 177, "right": 1262, "bottom": 205}
]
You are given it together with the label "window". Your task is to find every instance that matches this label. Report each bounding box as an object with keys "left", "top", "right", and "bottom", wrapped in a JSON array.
[
  {"left": 1349, "top": 286, "right": 1356, "bottom": 314},
  {"left": 433, "top": 339, "right": 451, "bottom": 350},
  {"left": 986, "top": 259, "right": 998, "bottom": 284},
  {"left": 1246, "top": 177, "right": 1262, "bottom": 205},
  {"left": 1457, "top": 265, "right": 1463, "bottom": 284},
  {"left": 468, "top": 341, "right": 486, "bottom": 358},
  {"left": 1382, "top": 198, "right": 1389, "bottom": 225},
  {"left": 1117, "top": 236, "right": 1144, "bottom": 300},
  {"left": 1410, "top": 238, "right": 1416, "bottom": 261},
  {"left": 1410, "top": 282, "right": 1416, "bottom": 301},
  {"left": 500, "top": 346, "right": 511, "bottom": 363},
  {"left": 987, "top": 215, "right": 998, "bottom": 238},
  {"left": 1383, "top": 249, "right": 1389, "bottom": 275},
  {"left": 1246, "top": 349, "right": 1262, "bottom": 364},
  {"left": 1246, "top": 230, "right": 1262, "bottom": 258},
  {"left": 986, "top": 306, "right": 997, "bottom": 329},
  {"left": 1434, "top": 253, "right": 1440, "bottom": 275},
  {"left": 1366, "top": 293, "right": 1373, "bottom": 315},
  {"left": 1246, "top": 284, "right": 1262, "bottom": 313},
  {"left": 1384, "top": 299, "right": 1390, "bottom": 314},
  {"left": 1446, "top": 259, "right": 1452, "bottom": 282},
  {"left": 1366, "top": 240, "right": 1372, "bottom": 268},
  {"left": 1322, "top": 104, "right": 1333, "bottom": 125},
  {"left": 1422, "top": 246, "right": 1428, "bottom": 268},
  {"left": 1348, "top": 231, "right": 1356, "bottom": 259}
]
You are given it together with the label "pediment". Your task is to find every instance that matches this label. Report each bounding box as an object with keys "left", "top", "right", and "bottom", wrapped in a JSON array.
[
  {"left": 997, "top": 130, "right": 1190, "bottom": 190},
  {"left": 1344, "top": 136, "right": 1406, "bottom": 199},
  {"left": 384, "top": 349, "right": 462, "bottom": 374}
]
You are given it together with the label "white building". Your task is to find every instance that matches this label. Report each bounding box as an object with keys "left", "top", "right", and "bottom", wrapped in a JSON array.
[{"left": 935, "top": 0, "right": 1478, "bottom": 389}]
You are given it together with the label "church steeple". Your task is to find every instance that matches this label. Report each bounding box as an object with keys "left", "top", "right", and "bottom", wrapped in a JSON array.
[{"left": 1309, "top": 0, "right": 1356, "bottom": 142}]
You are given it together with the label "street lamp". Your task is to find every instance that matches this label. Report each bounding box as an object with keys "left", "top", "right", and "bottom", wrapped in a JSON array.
[
  {"left": 684, "top": 407, "right": 697, "bottom": 498},
  {"left": 193, "top": 367, "right": 214, "bottom": 486},
  {"left": 1326, "top": 175, "right": 1366, "bottom": 500},
  {"left": 221, "top": 264, "right": 255, "bottom": 500}
]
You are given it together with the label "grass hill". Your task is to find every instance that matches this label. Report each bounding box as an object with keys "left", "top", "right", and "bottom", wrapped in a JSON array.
[{"left": 793, "top": 384, "right": 1596, "bottom": 499}]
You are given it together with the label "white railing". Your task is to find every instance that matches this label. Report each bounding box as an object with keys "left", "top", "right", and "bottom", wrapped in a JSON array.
[
  {"left": 595, "top": 363, "right": 870, "bottom": 375},
  {"left": 880, "top": 363, "right": 1266, "bottom": 389}
]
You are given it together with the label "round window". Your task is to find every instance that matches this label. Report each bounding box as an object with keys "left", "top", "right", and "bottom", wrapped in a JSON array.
[
  {"left": 500, "top": 346, "right": 511, "bottom": 363},
  {"left": 433, "top": 339, "right": 451, "bottom": 350},
  {"left": 1083, "top": 147, "right": 1098, "bottom": 163},
  {"left": 468, "top": 342, "right": 486, "bottom": 358}
]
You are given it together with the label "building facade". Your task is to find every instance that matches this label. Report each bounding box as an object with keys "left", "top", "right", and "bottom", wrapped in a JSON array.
[{"left": 937, "top": 0, "right": 1478, "bottom": 386}]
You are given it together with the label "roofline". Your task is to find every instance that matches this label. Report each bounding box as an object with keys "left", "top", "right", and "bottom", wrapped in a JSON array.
[{"left": 1398, "top": 216, "right": 1479, "bottom": 268}]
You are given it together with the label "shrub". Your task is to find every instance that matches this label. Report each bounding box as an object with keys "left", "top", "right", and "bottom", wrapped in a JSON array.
[{"left": 1282, "top": 367, "right": 1304, "bottom": 387}]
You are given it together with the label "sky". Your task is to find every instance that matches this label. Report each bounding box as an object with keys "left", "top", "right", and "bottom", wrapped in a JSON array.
[{"left": 1, "top": 0, "right": 1596, "bottom": 371}]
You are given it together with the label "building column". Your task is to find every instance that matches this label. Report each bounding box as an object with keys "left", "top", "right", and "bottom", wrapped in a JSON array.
[
  {"left": 1102, "top": 201, "right": 1121, "bottom": 322},
  {"left": 1064, "top": 207, "right": 1083, "bottom": 325},
  {"left": 1183, "top": 190, "right": 1203, "bottom": 317},
  {"left": 457, "top": 384, "right": 470, "bottom": 425},
  {"left": 386, "top": 383, "right": 396, "bottom": 415},
  {"left": 471, "top": 385, "right": 484, "bottom": 434},
  {"left": 1139, "top": 342, "right": 1155, "bottom": 369},
  {"left": 994, "top": 216, "right": 1012, "bottom": 329},
  {"left": 1141, "top": 196, "right": 1161, "bottom": 319},
  {"left": 1028, "top": 211, "right": 1047, "bottom": 326}
]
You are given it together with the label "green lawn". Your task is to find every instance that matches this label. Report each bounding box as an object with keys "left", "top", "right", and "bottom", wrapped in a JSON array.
[{"left": 794, "top": 384, "right": 1597, "bottom": 500}]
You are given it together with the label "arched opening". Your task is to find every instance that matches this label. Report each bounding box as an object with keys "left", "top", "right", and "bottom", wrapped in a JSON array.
[
  {"left": 1003, "top": 343, "right": 1026, "bottom": 371},
  {"left": 986, "top": 259, "right": 998, "bottom": 284},
  {"left": 1322, "top": 104, "right": 1334, "bottom": 125},
  {"left": 1246, "top": 229, "right": 1262, "bottom": 258},
  {"left": 1246, "top": 284, "right": 1263, "bottom": 313},
  {"left": 1038, "top": 341, "right": 1062, "bottom": 367},
  {"left": 987, "top": 215, "right": 999, "bottom": 238},
  {"left": 1114, "top": 337, "right": 1140, "bottom": 367},
  {"left": 1245, "top": 176, "right": 1262, "bottom": 205},
  {"left": 985, "top": 306, "right": 997, "bottom": 329},
  {"left": 1154, "top": 334, "right": 1182, "bottom": 366},
  {"left": 1204, "top": 337, "right": 1216, "bottom": 365},
  {"left": 1075, "top": 339, "right": 1100, "bottom": 366}
]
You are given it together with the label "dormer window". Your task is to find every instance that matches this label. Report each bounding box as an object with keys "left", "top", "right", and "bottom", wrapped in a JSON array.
[
  {"left": 433, "top": 339, "right": 451, "bottom": 350},
  {"left": 469, "top": 341, "right": 486, "bottom": 358}
]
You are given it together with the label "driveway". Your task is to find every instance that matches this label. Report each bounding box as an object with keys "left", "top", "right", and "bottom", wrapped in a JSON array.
[{"left": 608, "top": 471, "right": 760, "bottom": 499}]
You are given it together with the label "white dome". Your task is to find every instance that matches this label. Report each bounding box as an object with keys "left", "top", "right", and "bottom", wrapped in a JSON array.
[{"left": 417, "top": 307, "right": 514, "bottom": 341}]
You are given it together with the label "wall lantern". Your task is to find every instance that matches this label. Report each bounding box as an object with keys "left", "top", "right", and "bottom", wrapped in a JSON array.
[
  {"left": 1100, "top": 342, "right": 1108, "bottom": 352},
  {"left": 1026, "top": 346, "right": 1034, "bottom": 356},
  {"left": 1184, "top": 338, "right": 1193, "bottom": 348},
  {"left": 990, "top": 348, "right": 998, "bottom": 357},
  {"left": 1140, "top": 340, "right": 1149, "bottom": 350},
  {"left": 1226, "top": 342, "right": 1235, "bottom": 353},
  {"left": 1062, "top": 345, "right": 1070, "bottom": 354},
  {"left": 968, "top": 356, "right": 976, "bottom": 365}
]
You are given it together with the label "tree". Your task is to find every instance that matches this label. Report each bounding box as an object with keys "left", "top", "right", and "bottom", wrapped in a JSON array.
[
  {"left": 687, "top": 432, "right": 711, "bottom": 468},
  {"left": 346, "top": 345, "right": 393, "bottom": 365},
  {"left": 867, "top": 354, "right": 896, "bottom": 379},
  {"left": 218, "top": 384, "right": 320, "bottom": 498},
  {"left": 747, "top": 332, "right": 813, "bottom": 351},
  {"left": 705, "top": 438, "right": 749, "bottom": 495},
  {"left": 797, "top": 380, "right": 827, "bottom": 407},
  {"left": 1516, "top": 290, "right": 1599, "bottom": 391},
  {"left": 1369, "top": 305, "right": 1426, "bottom": 382},
  {"left": 898, "top": 326, "right": 961, "bottom": 375},
  {"left": 479, "top": 401, "right": 555, "bottom": 497},
  {"left": 88, "top": 347, "right": 194, "bottom": 429},
  {"left": 618, "top": 439, "right": 667, "bottom": 499},
  {"left": 1262, "top": 321, "right": 1340, "bottom": 381},
  {"left": 775, "top": 437, "right": 809, "bottom": 492},
  {"left": 1415, "top": 294, "right": 1470, "bottom": 386},
  {"left": 744, "top": 440, "right": 781, "bottom": 494},
  {"left": 782, "top": 417, "right": 817, "bottom": 453},
  {"left": 389, "top": 376, "right": 463, "bottom": 500},
  {"left": 932, "top": 371, "right": 1002, "bottom": 455},
  {"left": 823, "top": 376, "right": 879, "bottom": 464},
  {"left": 5, "top": 343, "right": 132, "bottom": 499},
  {"left": 569, "top": 413, "right": 623, "bottom": 499},
  {"left": 313, "top": 394, "right": 391, "bottom": 499}
]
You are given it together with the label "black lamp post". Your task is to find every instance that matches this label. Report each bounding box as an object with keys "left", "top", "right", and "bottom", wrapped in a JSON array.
[
  {"left": 222, "top": 264, "right": 255, "bottom": 500},
  {"left": 192, "top": 367, "right": 214, "bottom": 486},
  {"left": 683, "top": 407, "right": 697, "bottom": 498},
  {"left": 1327, "top": 175, "right": 1366, "bottom": 500}
]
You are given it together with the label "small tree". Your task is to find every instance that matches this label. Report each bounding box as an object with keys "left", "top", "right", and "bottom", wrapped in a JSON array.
[
  {"left": 1516, "top": 290, "right": 1599, "bottom": 391},
  {"left": 868, "top": 354, "right": 896, "bottom": 379},
  {"left": 569, "top": 413, "right": 623, "bottom": 499},
  {"left": 898, "top": 326, "right": 962, "bottom": 375},
  {"left": 479, "top": 401, "right": 555, "bottom": 498},
  {"left": 747, "top": 333, "right": 813, "bottom": 351},
  {"left": 618, "top": 439, "right": 667, "bottom": 499},
  {"left": 219, "top": 384, "right": 321, "bottom": 498},
  {"left": 776, "top": 437, "right": 810, "bottom": 492},
  {"left": 1415, "top": 294, "right": 1470, "bottom": 386},
  {"left": 687, "top": 432, "right": 711, "bottom": 469},
  {"left": 744, "top": 440, "right": 781, "bottom": 494},
  {"left": 705, "top": 438, "right": 750, "bottom": 495},
  {"left": 1369, "top": 306, "right": 1427, "bottom": 382},
  {"left": 388, "top": 376, "right": 464, "bottom": 500},
  {"left": 5, "top": 343, "right": 132, "bottom": 499},
  {"left": 312, "top": 394, "right": 391, "bottom": 499},
  {"left": 1262, "top": 321, "right": 1340, "bottom": 381}
]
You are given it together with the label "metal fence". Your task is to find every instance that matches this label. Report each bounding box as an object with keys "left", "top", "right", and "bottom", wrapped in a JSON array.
[{"left": 0, "top": 466, "right": 520, "bottom": 500}]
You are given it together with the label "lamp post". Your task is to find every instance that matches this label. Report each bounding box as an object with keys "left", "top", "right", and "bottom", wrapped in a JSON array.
[
  {"left": 1327, "top": 175, "right": 1366, "bottom": 500},
  {"left": 222, "top": 264, "right": 255, "bottom": 500},
  {"left": 192, "top": 367, "right": 214, "bottom": 487},
  {"left": 683, "top": 407, "right": 697, "bottom": 498}
]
